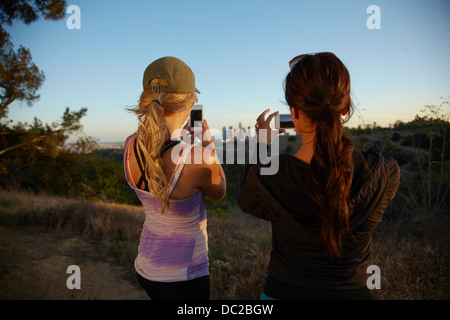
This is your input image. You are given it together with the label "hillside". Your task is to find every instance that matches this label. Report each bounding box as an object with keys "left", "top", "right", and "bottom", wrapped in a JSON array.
[{"left": 0, "top": 189, "right": 448, "bottom": 300}]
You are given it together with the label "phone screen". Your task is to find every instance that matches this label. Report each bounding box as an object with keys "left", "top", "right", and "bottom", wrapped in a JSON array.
[
  {"left": 279, "top": 114, "right": 294, "bottom": 128},
  {"left": 190, "top": 109, "right": 202, "bottom": 126}
]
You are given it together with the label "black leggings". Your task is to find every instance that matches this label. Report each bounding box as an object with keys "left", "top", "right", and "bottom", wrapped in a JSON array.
[{"left": 136, "top": 272, "right": 210, "bottom": 300}]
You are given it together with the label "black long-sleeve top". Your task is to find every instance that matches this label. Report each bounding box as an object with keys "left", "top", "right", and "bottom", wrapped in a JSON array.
[{"left": 238, "top": 147, "right": 400, "bottom": 295}]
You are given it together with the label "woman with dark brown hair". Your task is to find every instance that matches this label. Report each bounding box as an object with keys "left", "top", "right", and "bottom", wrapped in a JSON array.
[{"left": 238, "top": 52, "right": 400, "bottom": 300}]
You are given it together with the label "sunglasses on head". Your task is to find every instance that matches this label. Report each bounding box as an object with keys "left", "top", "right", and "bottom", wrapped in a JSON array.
[
  {"left": 289, "top": 52, "right": 328, "bottom": 69},
  {"left": 289, "top": 54, "right": 308, "bottom": 69}
]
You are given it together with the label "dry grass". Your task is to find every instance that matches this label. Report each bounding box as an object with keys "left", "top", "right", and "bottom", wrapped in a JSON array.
[
  {"left": 0, "top": 188, "right": 144, "bottom": 243},
  {"left": 0, "top": 188, "right": 448, "bottom": 300},
  {"left": 369, "top": 217, "right": 450, "bottom": 299},
  {"left": 208, "top": 205, "right": 271, "bottom": 299}
]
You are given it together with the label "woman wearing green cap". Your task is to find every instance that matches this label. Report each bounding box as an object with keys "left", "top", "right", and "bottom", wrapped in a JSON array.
[{"left": 124, "top": 56, "right": 226, "bottom": 300}]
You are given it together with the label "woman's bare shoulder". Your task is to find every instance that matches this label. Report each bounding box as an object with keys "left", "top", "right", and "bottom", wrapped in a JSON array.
[{"left": 125, "top": 133, "right": 137, "bottom": 145}]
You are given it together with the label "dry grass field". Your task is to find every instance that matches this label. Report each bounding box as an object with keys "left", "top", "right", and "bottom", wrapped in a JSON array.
[{"left": 0, "top": 189, "right": 448, "bottom": 300}]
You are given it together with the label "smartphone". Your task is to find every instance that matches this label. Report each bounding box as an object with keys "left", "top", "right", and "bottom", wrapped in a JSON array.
[
  {"left": 275, "top": 114, "right": 295, "bottom": 129},
  {"left": 190, "top": 104, "right": 203, "bottom": 128}
]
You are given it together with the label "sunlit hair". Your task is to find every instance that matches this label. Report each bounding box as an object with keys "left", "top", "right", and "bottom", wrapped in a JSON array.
[
  {"left": 284, "top": 52, "right": 354, "bottom": 259},
  {"left": 128, "top": 78, "right": 198, "bottom": 213}
]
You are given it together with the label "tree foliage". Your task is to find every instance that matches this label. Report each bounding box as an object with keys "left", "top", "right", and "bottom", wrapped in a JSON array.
[
  {"left": 0, "top": 0, "right": 66, "bottom": 25},
  {"left": 0, "top": 0, "right": 66, "bottom": 117},
  {"left": 0, "top": 107, "right": 86, "bottom": 185}
]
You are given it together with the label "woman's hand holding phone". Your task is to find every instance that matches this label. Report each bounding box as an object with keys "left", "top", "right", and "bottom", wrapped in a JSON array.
[
  {"left": 200, "top": 119, "right": 214, "bottom": 148},
  {"left": 182, "top": 119, "right": 214, "bottom": 147},
  {"left": 255, "top": 109, "right": 286, "bottom": 145},
  {"left": 182, "top": 119, "right": 195, "bottom": 144}
]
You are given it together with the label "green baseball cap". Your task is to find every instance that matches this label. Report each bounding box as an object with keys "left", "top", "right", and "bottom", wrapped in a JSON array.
[{"left": 143, "top": 56, "right": 200, "bottom": 94}]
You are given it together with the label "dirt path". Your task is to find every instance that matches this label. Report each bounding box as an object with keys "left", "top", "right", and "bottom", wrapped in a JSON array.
[{"left": 0, "top": 226, "right": 149, "bottom": 300}]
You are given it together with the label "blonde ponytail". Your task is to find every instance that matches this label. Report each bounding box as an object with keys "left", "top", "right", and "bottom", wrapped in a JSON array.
[{"left": 129, "top": 82, "right": 198, "bottom": 213}]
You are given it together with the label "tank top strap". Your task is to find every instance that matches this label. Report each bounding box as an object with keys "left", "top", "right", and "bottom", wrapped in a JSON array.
[
  {"left": 168, "top": 142, "right": 194, "bottom": 195},
  {"left": 123, "top": 134, "right": 137, "bottom": 187}
]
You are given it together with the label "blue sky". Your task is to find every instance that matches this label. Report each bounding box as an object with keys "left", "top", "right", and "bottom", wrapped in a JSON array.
[{"left": 5, "top": 0, "right": 450, "bottom": 142}]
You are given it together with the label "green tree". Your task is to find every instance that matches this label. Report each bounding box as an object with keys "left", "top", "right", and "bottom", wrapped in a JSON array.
[
  {"left": 72, "top": 135, "right": 99, "bottom": 154},
  {"left": 399, "top": 100, "right": 449, "bottom": 217},
  {"left": 0, "top": 107, "right": 87, "bottom": 186},
  {"left": 0, "top": 0, "right": 67, "bottom": 117}
]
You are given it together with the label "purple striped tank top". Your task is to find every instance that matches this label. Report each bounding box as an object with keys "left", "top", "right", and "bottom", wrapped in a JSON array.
[{"left": 123, "top": 135, "right": 208, "bottom": 282}]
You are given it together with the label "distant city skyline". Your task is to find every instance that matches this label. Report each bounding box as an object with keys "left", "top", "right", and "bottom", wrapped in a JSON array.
[{"left": 94, "top": 121, "right": 296, "bottom": 146}]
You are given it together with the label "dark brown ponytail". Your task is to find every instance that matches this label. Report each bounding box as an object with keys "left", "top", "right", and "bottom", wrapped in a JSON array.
[{"left": 285, "top": 52, "right": 354, "bottom": 259}]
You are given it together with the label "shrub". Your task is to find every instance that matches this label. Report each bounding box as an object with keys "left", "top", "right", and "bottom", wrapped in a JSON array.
[{"left": 391, "top": 132, "right": 402, "bottom": 142}]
